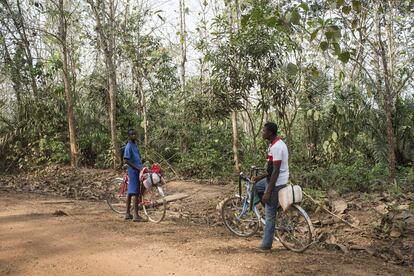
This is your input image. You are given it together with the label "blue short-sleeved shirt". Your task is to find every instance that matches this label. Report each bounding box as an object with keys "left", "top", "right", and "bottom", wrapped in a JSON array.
[
  {"left": 123, "top": 141, "right": 143, "bottom": 169},
  {"left": 124, "top": 141, "right": 143, "bottom": 195}
]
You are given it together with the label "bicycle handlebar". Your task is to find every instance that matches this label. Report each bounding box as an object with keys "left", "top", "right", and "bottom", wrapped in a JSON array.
[
  {"left": 238, "top": 165, "right": 266, "bottom": 198},
  {"left": 239, "top": 172, "right": 248, "bottom": 180}
]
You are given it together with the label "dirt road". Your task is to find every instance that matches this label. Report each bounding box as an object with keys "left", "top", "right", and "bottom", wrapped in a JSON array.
[{"left": 0, "top": 181, "right": 412, "bottom": 276}]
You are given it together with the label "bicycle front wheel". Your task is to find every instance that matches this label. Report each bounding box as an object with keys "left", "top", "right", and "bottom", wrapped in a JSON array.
[
  {"left": 221, "top": 196, "right": 260, "bottom": 237},
  {"left": 275, "top": 204, "right": 314, "bottom": 252},
  {"left": 106, "top": 178, "right": 127, "bottom": 214},
  {"left": 142, "top": 185, "right": 166, "bottom": 223}
]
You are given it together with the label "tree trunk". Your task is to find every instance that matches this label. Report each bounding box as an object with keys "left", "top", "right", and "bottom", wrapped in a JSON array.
[
  {"left": 227, "top": 1, "right": 240, "bottom": 172},
  {"left": 2, "top": 0, "right": 39, "bottom": 99},
  {"left": 231, "top": 111, "right": 240, "bottom": 172},
  {"left": 178, "top": 0, "right": 189, "bottom": 153},
  {"left": 58, "top": 0, "right": 78, "bottom": 167},
  {"left": 1, "top": 30, "right": 23, "bottom": 120},
  {"left": 377, "top": 3, "right": 396, "bottom": 183},
  {"left": 15, "top": 0, "right": 39, "bottom": 99},
  {"left": 139, "top": 78, "right": 148, "bottom": 148},
  {"left": 179, "top": 0, "right": 186, "bottom": 95},
  {"left": 88, "top": 0, "right": 120, "bottom": 168},
  {"left": 107, "top": 61, "right": 120, "bottom": 168},
  {"left": 384, "top": 99, "right": 397, "bottom": 182}
]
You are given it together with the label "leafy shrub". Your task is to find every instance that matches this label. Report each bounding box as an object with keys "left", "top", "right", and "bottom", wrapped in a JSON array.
[
  {"left": 39, "top": 138, "right": 70, "bottom": 163},
  {"left": 291, "top": 157, "right": 392, "bottom": 194},
  {"left": 176, "top": 125, "right": 234, "bottom": 179}
]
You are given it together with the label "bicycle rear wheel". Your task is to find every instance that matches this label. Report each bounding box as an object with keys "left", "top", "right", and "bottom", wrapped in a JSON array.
[
  {"left": 275, "top": 204, "right": 314, "bottom": 252},
  {"left": 142, "top": 185, "right": 166, "bottom": 223},
  {"left": 106, "top": 178, "right": 127, "bottom": 214},
  {"left": 221, "top": 196, "right": 260, "bottom": 237}
]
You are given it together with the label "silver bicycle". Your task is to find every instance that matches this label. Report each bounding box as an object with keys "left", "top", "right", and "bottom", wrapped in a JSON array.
[{"left": 221, "top": 166, "right": 314, "bottom": 252}]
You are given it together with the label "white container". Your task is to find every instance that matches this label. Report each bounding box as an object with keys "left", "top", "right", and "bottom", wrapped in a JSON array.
[
  {"left": 141, "top": 172, "right": 161, "bottom": 190},
  {"left": 278, "top": 185, "right": 303, "bottom": 211}
]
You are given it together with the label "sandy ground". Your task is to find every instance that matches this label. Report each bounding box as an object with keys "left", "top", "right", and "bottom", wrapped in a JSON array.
[{"left": 0, "top": 181, "right": 412, "bottom": 276}]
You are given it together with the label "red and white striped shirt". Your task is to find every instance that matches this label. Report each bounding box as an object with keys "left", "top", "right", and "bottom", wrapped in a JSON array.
[{"left": 267, "top": 137, "right": 289, "bottom": 186}]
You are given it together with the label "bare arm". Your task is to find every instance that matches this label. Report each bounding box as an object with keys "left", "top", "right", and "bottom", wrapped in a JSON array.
[{"left": 124, "top": 159, "right": 140, "bottom": 171}]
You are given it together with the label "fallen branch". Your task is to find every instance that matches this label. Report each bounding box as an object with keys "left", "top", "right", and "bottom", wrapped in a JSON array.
[{"left": 303, "top": 191, "right": 363, "bottom": 231}]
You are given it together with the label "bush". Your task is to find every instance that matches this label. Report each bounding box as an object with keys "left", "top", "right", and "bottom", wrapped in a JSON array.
[
  {"left": 178, "top": 147, "right": 233, "bottom": 179},
  {"left": 291, "top": 158, "right": 392, "bottom": 194},
  {"left": 39, "top": 138, "right": 70, "bottom": 163},
  {"left": 397, "top": 165, "right": 414, "bottom": 192}
]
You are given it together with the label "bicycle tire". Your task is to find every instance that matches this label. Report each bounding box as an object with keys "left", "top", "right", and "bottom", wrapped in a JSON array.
[
  {"left": 106, "top": 178, "right": 127, "bottom": 214},
  {"left": 221, "top": 196, "right": 260, "bottom": 237},
  {"left": 142, "top": 185, "right": 166, "bottom": 223},
  {"left": 275, "top": 204, "right": 314, "bottom": 253}
]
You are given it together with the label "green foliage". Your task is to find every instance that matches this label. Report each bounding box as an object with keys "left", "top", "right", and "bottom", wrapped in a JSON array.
[
  {"left": 39, "top": 138, "right": 70, "bottom": 163},
  {"left": 320, "top": 41, "right": 329, "bottom": 51},
  {"left": 292, "top": 159, "right": 392, "bottom": 194},
  {"left": 95, "top": 148, "right": 114, "bottom": 169},
  {"left": 179, "top": 145, "right": 232, "bottom": 179},
  {"left": 396, "top": 166, "right": 414, "bottom": 191},
  {"left": 287, "top": 63, "right": 299, "bottom": 75},
  {"left": 0, "top": 0, "right": 413, "bottom": 195},
  {"left": 7, "top": 136, "right": 70, "bottom": 167},
  {"left": 338, "top": 51, "right": 350, "bottom": 63}
]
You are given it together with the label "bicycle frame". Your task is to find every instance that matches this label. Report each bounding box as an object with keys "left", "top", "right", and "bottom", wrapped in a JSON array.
[
  {"left": 222, "top": 166, "right": 314, "bottom": 251},
  {"left": 115, "top": 168, "right": 165, "bottom": 204},
  {"left": 236, "top": 167, "right": 266, "bottom": 225},
  {"left": 117, "top": 171, "right": 128, "bottom": 196},
  {"left": 236, "top": 167, "right": 299, "bottom": 232}
]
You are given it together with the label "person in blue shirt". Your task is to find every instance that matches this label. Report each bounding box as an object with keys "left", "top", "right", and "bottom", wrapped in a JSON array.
[{"left": 123, "top": 129, "right": 144, "bottom": 222}]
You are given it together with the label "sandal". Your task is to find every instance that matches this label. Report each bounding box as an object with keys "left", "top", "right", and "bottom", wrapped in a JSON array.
[
  {"left": 124, "top": 213, "right": 133, "bottom": 220},
  {"left": 132, "top": 215, "right": 143, "bottom": 222}
]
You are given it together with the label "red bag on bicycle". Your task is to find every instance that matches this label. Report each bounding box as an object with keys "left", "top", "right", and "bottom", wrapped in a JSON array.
[{"left": 140, "top": 164, "right": 163, "bottom": 190}]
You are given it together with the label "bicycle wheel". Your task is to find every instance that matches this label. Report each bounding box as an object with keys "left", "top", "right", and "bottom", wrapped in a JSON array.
[
  {"left": 275, "top": 204, "right": 314, "bottom": 252},
  {"left": 142, "top": 185, "right": 166, "bottom": 223},
  {"left": 106, "top": 178, "right": 127, "bottom": 214},
  {"left": 221, "top": 196, "right": 260, "bottom": 237}
]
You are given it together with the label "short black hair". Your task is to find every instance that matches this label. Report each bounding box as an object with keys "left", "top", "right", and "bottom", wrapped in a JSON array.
[
  {"left": 264, "top": 122, "right": 278, "bottom": 136},
  {"left": 127, "top": 128, "right": 136, "bottom": 135}
]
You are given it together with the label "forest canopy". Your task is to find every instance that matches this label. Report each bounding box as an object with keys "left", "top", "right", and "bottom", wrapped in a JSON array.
[{"left": 0, "top": 0, "right": 413, "bottom": 193}]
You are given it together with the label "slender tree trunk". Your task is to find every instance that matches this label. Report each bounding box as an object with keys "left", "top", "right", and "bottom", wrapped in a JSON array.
[
  {"left": 58, "top": 0, "right": 78, "bottom": 167},
  {"left": 138, "top": 77, "right": 148, "bottom": 148},
  {"left": 89, "top": 0, "right": 120, "bottom": 168},
  {"left": 15, "top": 0, "right": 39, "bottom": 99},
  {"left": 132, "top": 70, "right": 142, "bottom": 118},
  {"left": 129, "top": 8, "right": 146, "bottom": 148},
  {"left": 108, "top": 0, "right": 120, "bottom": 168},
  {"left": 386, "top": 0, "right": 395, "bottom": 90},
  {"left": 178, "top": 0, "right": 189, "bottom": 153},
  {"left": 2, "top": 0, "right": 39, "bottom": 99},
  {"left": 179, "top": 0, "right": 187, "bottom": 95},
  {"left": 107, "top": 60, "right": 120, "bottom": 168},
  {"left": 377, "top": 3, "right": 396, "bottom": 182},
  {"left": 227, "top": 1, "right": 240, "bottom": 172},
  {"left": 231, "top": 111, "right": 240, "bottom": 171},
  {"left": 1, "top": 31, "right": 23, "bottom": 120},
  {"left": 69, "top": 34, "right": 77, "bottom": 96},
  {"left": 384, "top": 98, "right": 397, "bottom": 182}
]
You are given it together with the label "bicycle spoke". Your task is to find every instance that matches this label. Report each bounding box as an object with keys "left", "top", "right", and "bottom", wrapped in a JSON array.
[
  {"left": 106, "top": 180, "right": 128, "bottom": 214},
  {"left": 221, "top": 197, "right": 260, "bottom": 237},
  {"left": 276, "top": 205, "right": 313, "bottom": 252},
  {"left": 142, "top": 185, "right": 166, "bottom": 223}
]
